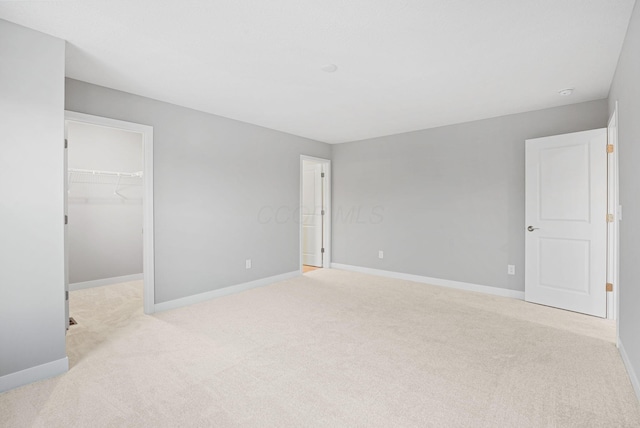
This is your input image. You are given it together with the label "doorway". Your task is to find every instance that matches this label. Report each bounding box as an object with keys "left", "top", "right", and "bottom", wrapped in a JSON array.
[
  {"left": 300, "top": 156, "right": 331, "bottom": 273},
  {"left": 64, "top": 111, "right": 155, "bottom": 320}
]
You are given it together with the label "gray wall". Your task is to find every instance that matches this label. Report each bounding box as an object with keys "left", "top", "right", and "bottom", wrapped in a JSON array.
[
  {"left": 332, "top": 100, "right": 608, "bottom": 292},
  {"left": 609, "top": 0, "right": 640, "bottom": 395},
  {"left": 65, "top": 79, "right": 331, "bottom": 303},
  {"left": 67, "top": 121, "right": 143, "bottom": 283},
  {"left": 0, "top": 21, "right": 66, "bottom": 379}
]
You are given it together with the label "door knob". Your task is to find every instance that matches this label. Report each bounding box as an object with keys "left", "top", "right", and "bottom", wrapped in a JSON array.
[{"left": 527, "top": 226, "right": 539, "bottom": 232}]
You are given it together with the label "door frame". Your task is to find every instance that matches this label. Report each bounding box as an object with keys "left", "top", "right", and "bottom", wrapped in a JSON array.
[
  {"left": 64, "top": 111, "right": 155, "bottom": 315},
  {"left": 300, "top": 155, "right": 331, "bottom": 271},
  {"left": 607, "top": 102, "right": 620, "bottom": 329}
]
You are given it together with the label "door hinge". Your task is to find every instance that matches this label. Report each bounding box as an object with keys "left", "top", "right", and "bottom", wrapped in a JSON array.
[
  {"left": 321, "top": 248, "right": 325, "bottom": 253},
  {"left": 64, "top": 214, "right": 68, "bottom": 225},
  {"left": 64, "top": 139, "right": 68, "bottom": 149},
  {"left": 321, "top": 210, "right": 325, "bottom": 216},
  {"left": 606, "top": 283, "right": 613, "bottom": 292},
  {"left": 321, "top": 172, "right": 325, "bottom": 178},
  {"left": 607, "top": 144, "right": 614, "bottom": 153},
  {"left": 65, "top": 290, "right": 69, "bottom": 301},
  {"left": 607, "top": 213, "right": 615, "bottom": 223}
]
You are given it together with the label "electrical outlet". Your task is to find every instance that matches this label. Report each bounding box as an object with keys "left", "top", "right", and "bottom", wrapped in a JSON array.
[
  {"left": 246, "top": 259, "right": 252, "bottom": 269},
  {"left": 507, "top": 265, "right": 515, "bottom": 275},
  {"left": 378, "top": 250, "right": 384, "bottom": 259}
]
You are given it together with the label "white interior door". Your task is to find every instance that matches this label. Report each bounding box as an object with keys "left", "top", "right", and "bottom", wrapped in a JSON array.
[
  {"left": 302, "top": 161, "right": 323, "bottom": 267},
  {"left": 525, "top": 129, "right": 607, "bottom": 317}
]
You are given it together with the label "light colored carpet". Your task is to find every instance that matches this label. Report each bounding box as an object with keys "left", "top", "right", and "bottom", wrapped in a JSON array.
[{"left": 1, "top": 269, "right": 639, "bottom": 427}]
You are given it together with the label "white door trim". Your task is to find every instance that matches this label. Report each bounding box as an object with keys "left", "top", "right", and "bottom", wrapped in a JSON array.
[
  {"left": 64, "top": 111, "right": 155, "bottom": 315},
  {"left": 300, "top": 155, "right": 331, "bottom": 271},
  {"left": 607, "top": 102, "right": 620, "bottom": 330}
]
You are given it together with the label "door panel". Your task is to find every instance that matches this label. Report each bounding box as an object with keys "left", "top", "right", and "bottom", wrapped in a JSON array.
[
  {"left": 525, "top": 129, "right": 607, "bottom": 317},
  {"left": 539, "top": 144, "right": 590, "bottom": 221},
  {"left": 302, "top": 162, "right": 323, "bottom": 267},
  {"left": 539, "top": 238, "right": 590, "bottom": 293}
]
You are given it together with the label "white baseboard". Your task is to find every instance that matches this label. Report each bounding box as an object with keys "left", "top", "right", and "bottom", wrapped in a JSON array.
[
  {"left": 0, "top": 357, "right": 68, "bottom": 393},
  {"left": 330, "top": 263, "right": 525, "bottom": 300},
  {"left": 619, "top": 340, "right": 640, "bottom": 402},
  {"left": 70, "top": 273, "right": 144, "bottom": 291},
  {"left": 154, "top": 270, "right": 301, "bottom": 313}
]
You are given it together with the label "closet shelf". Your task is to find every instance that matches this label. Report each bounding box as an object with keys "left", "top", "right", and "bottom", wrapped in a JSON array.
[
  {"left": 68, "top": 168, "right": 143, "bottom": 178},
  {"left": 68, "top": 169, "right": 143, "bottom": 196}
]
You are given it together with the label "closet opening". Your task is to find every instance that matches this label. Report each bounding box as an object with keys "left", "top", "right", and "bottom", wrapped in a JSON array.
[{"left": 63, "top": 112, "right": 155, "bottom": 347}]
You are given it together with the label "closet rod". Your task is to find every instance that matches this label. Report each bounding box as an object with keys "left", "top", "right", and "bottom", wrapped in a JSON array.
[{"left": 68, "top": 168, "right": 143, "bottom": 178}]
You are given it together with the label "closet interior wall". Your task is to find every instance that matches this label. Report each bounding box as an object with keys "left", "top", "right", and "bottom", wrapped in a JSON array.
[{"left": 67, "top": 121, "right": 144, "bottom": 285}]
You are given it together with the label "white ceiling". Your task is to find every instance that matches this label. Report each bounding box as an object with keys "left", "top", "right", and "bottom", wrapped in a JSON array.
[{"left": 0, "top": 1, "right": 635, "bottom": 143}]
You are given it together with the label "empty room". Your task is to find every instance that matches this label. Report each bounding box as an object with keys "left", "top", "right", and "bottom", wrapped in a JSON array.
[{"left": 1, "top": 1, "right": 640, "bottom": 427}]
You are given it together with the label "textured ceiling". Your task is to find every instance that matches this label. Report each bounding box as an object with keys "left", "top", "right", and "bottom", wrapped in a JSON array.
[{"left": 0, "top": 1, "right": 635, "bottom": 143}]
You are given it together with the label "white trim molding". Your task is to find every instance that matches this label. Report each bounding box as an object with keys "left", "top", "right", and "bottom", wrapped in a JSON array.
[
  {"left": 154, "top": 271, "right": 300, "bottom": 312},
  {"left": 619, "top": 340, "right": 640, "bottom": 402},
  {"left": 64, "top": 111, "right": 155, "bottom": 315},
  {"left": 0, "top": 357, "right": 68, "bottom": 393},
  {"left": 70, "top": 273, "right": 144, "bottom": 291},
  {"left": 331, "top": 263, "right": 525, "bottom": 300},
  {"left": 607, "top": 101, "right": 620, "bottom": 322}
]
